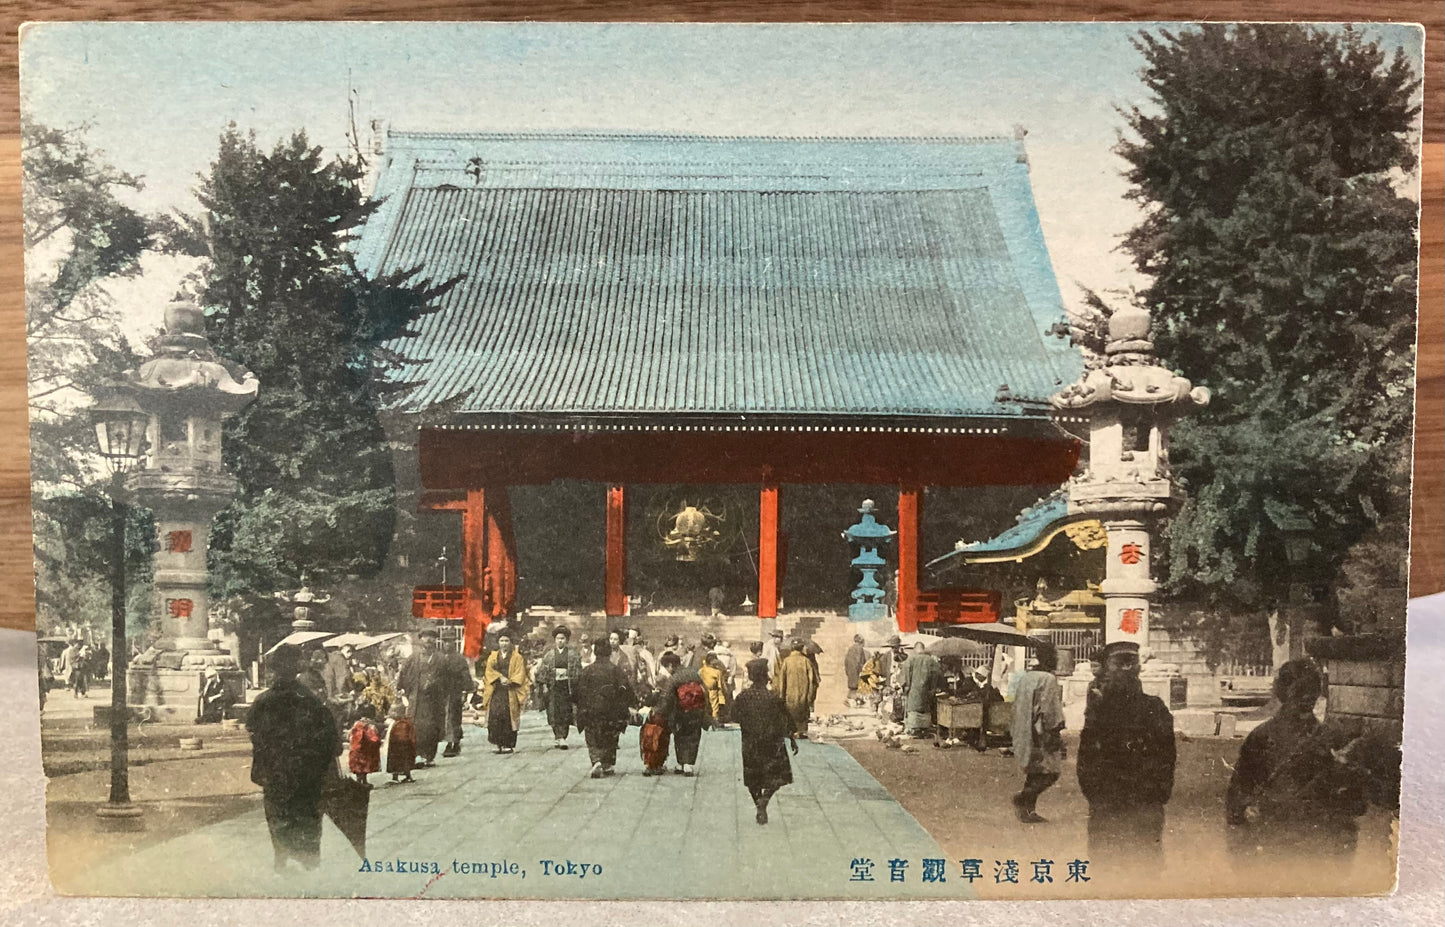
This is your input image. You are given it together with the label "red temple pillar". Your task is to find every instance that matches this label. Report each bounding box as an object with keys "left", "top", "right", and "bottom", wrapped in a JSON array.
[
  {"left": 462, "top": 488, "right": 489, "bottom": 658},
  {"left": 896, "top": 484, "right": 922, "bottom": 632},
  {"left": 758, "top": 480, "right": 781, "bottom": 619},
  {"left": 605, "top": 484, "right": 627, "bottom": 618}
]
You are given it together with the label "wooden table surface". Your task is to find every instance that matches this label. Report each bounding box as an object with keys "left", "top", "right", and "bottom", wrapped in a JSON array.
[{"left": 0, "top": 2, "right": 1439, "bottom": 632}]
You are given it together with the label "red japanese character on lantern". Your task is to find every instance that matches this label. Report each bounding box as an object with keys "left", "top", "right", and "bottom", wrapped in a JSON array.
[
  {"left": 1119, "top": 542, "right": 1143, "bottom": 565},
  {"left": 167, "top": 598, "right": 194, "bottom": 618},
  {"left": 1119, "top": 607, "right": 1142, "bottom": 634},
  {"left": 165, "top": 530, "right": 193, "bottom": 553}
]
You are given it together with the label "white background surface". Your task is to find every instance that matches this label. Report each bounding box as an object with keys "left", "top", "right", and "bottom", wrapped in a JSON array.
[{"left": 1, "top": 595, "right": 1440, "bottom": 926}]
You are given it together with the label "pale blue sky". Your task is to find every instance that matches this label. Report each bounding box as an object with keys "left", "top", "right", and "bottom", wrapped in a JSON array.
[{"left": 19, "top": 22, "right": 1425, "bottom": 338}]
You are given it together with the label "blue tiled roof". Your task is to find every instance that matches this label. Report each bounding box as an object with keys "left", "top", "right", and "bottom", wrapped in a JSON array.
[{"left": 360, "top": 131, "right": 1082, "bottom": 418}]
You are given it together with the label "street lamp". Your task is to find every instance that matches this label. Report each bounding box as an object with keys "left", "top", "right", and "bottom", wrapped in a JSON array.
[{"left": 89, "top": 391, "right": 149, "bottom": 824}]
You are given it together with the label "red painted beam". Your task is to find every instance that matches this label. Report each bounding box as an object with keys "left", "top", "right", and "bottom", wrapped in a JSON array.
[
  {"left": 419, "top": 428, "right": 1079, "bottom": 490},
  {"left": 604, "top": 484, "right": 627, "bottom": 618},
  {"left": 758, "top": 481, "right": 780, "bottom": 619},
  {"left": 896, "top": 485, "right": 922, "bottom": 633}
]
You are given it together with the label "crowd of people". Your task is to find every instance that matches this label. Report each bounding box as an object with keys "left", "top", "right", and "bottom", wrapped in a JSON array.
[{"left": 245, "top": 623, "right": 1395, "bottom": 875}]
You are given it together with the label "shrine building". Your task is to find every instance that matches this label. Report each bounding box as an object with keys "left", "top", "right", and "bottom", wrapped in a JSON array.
[{"left": 355, "top": 130, "right": 1088, "bottom": 656}]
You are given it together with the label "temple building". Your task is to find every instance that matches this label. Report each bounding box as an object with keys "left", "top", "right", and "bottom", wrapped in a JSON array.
[{"left": 355, "top": 130, "right": 1094, "bottom": 656}]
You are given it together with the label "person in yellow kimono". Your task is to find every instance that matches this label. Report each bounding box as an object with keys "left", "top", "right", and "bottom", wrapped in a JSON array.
[
  {"left": 699, "top": 652, "right": 732, "bottom": 727},
  {"left": 773, "top": 640, "right": 819, "bottom": 738},
  {"left": 481, "top": 630, "right": 531, "bottom": 754}
]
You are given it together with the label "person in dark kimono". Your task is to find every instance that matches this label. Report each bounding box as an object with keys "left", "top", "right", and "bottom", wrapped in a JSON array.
[
  {"left": 574, "top": 638, "right": 637, "bottom": 777},
  {"left": 844, "top": 634, "right": 867, "bottom": 706},
  {"left": 536, "top": 626, "right": 583, "bottom": 749},
  {"left": 246, "top": 645, "right": 340, "bottom": 872},
  {"left": 396, "top": 630, "right": 447, "bottom": 767},
  {"left": 440, "top": 647, "right": 476, "bottom": 757},
  {"left": 1225, "top": 659, "right": 1374, "bottom": 871},
  {"left": 299, "top": 649, "right": 329, "bottom": 701},
  {"left": 687, "top": 633, "right": 717, "bottom": 673},
  {"left": 658, "top": 651, "right": 708, "bottom": 775},
  {"left": 735, "top": 658, "right": 798, "bottom": 825},
  {"left": 480, "top": 631, "right": 531, "bottom": 754},
  {"left": 1076, "top": 641, "right": 1176, "bottom": 866}
]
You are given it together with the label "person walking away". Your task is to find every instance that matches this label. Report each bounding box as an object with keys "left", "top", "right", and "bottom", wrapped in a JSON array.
[
  {"left": 844, "top": 634, "right": 867, "bottom": 707},
  {"left": 91, "top": 643, "right": 110, "bottom": 682},
  {"left": 735, "top": 641, "right": 762, "bottom": 696},
  {"left": 441, "top": 645, "right": 476, "bottom": 757},
  {"left": 901, "top": 641, "right": 942, "bottom": 738},
  {"left": 687, "top": 633, "right": 717, "bottom": 673},
  {"left": 773, "top": 640, "right": 819, "bottom": 739},
  {"left": 1225, "top": 659, "right": 1374, "bottom": 875},
  {"left": 383, "top": 701, "right": 416, "bottom": 784},
  {"left": 659, "top": 651, "right": 708, "bottom": 775},
  {"left": 1076, "top": 641, "right": 1176, "bottom": 866},
  {"left": 639, "top": 705, "right": 670, "bottom": 776},
  {"left": 537, "top": 626, "right": 583, "bottom": 749},
  {"left": 348, "top": 702, "right": 383, "bottom": 786},
  {"left": 575, "top": 638, "right": 637, "bottom": 777},
  {"left": 481, "top": 631, "right": 531, "bottom": 754},
  {"left": 735, "top": 658, "right": 799, "bottom": 825},
  {"left": 699, "top": 651, "right": 732, "bottom": 727},
  {"left": 396, "top": 630, "right": 449, "bottom": 767},
  {"left": 1009, "top": 644, "right": 1066, "bottom": 822},
  {"left": 803, "top": 641, "right": 824, "bottom": 719},
  {"left": 246, "top": 645, "right": 341, "bottom": 872}
]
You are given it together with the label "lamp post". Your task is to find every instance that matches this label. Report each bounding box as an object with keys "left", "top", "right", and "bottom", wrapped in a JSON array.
[{"left": 89, "top": 392, "right": 149, "bottom": 823}]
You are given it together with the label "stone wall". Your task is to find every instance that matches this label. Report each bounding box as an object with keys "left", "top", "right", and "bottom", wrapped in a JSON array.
[{"left": 1306, "top": 633, "right": 1406, "bottom": 744}]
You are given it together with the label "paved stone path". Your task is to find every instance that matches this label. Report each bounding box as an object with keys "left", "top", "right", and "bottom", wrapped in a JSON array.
[{"left": 75, "top": 713, "right": 966, "bottom": 900}]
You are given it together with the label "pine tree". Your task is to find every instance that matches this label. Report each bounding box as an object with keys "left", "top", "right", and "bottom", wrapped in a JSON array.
[
  {"left": 172, "top": 127, "right": 452, "bottom": 608},
  {"left": 1115, "top": 25, "right": 1420, "bottom": 630}
]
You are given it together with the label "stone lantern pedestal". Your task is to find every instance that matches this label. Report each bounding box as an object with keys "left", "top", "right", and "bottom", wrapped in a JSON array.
[{"left": 122, "top": 300, "right": 258, "bottom": 720}]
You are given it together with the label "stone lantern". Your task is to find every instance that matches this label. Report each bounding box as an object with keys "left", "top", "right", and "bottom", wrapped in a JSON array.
[
  {"left": 124, "top": 299, "right": 258, "bottom": 718},
  {"left": 843, "top": 499, "right": 896, "bottom": 620},
  {"left": 1051, "top": 306, "right": 1209, "bottom": 656}
]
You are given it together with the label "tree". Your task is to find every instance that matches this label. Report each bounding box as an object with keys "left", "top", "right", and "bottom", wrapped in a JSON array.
[
  {"left": 1114, "top": 25, "right": 1420, "bottom": 632},
  {"left": 170, "top": 127, "right": 452, "bottom": 615},
  {"left": 22, "top": 121, "right": 156, "bottom": 632}
]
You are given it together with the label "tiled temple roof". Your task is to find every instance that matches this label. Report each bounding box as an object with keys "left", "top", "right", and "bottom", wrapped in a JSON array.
[{"left": 358, "top": 131, "right": 1082, "bottom": 419}]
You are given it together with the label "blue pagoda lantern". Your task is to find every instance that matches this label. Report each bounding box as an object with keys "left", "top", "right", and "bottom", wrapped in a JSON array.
[{"left": 843, "top": 499, "right": 896, "bottom": 620}]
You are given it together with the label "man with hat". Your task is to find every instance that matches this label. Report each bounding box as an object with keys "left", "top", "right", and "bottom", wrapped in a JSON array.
[
  {"left": 322, "top": 642, "right": 356, "bottom": 706},
  {"left": 1076, "top": 640, "right": 1176, "bottom": 864},
  {"left": 397, "top": 629, "right": 448, "bottom": 767}
]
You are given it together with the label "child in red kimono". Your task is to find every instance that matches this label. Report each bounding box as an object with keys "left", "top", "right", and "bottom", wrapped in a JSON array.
[
  {"left": 348, "top": 703, "right": 382, "bottom": 786},
  {"left": 384, "top": 700, "right": 416, "bottom": 784}
]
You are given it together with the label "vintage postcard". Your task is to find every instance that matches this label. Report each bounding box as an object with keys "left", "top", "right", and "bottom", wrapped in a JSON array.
[{"left": 19, "top": 21, "right": 1424, "bottom": 900}]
